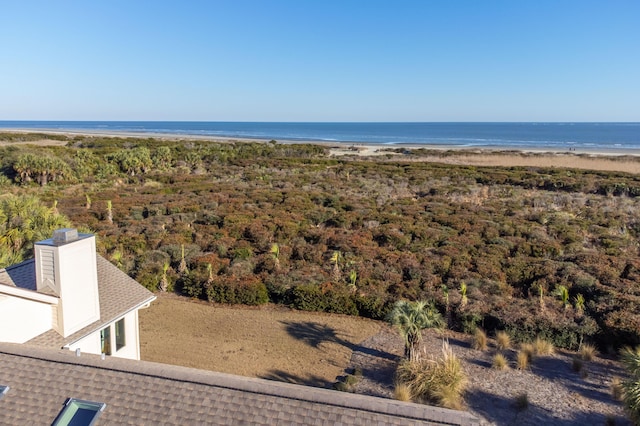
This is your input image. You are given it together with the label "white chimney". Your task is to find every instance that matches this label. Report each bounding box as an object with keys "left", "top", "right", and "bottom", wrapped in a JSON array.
[{"left": 34, "top": 229, "right": 100, "bottom": 337}]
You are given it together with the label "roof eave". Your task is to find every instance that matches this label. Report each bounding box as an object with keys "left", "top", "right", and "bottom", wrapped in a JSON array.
[
  {"left": 0, "top": 284, "right": 59, "bottom": 305},
  {"left": 62, "top": 295, "right": 157, "bottom": 349}
]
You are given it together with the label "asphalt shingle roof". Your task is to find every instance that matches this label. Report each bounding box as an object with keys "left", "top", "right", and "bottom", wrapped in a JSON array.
[
  {"left": 0, "top": 255, "right": 155, "bottom": 348},
  {"left": 0, "top": 343, "right": 480, "bottom": 425}
]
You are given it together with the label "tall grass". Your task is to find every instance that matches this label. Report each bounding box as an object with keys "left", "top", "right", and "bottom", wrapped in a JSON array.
[
  {"left": 493, "top": 353, "right": 509, "bottom": 370},
  {"left": 393, "top": 383, "right": 412, "bottom": 402},
  {"left": 473, "top": 328, "right": 488, "bottom": 351},
  {"left": 517, "top": 350, "right": 530, "bottom": 370},
  {"left": 495, "top": 331, "right": 511, "bottom": 351},
  {"left": 533, "top": 337, "right": 554, "bottom": 356},
  {"left": 579, "top": 343, "right": 597, "bottom": 361},
  {"left": 520, "top": 343, "right": 535, "bottom": 361},
  {"left": 396, "top": 340, "right": 467, "bottom": 410}
]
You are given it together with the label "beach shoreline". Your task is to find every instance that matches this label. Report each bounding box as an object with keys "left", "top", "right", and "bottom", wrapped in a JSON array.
[{"left": 3, "top": 127, "right": 640, "bottom": 174}]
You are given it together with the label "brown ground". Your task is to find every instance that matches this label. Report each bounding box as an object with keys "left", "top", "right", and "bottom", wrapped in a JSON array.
[
  {"left": 139, "top": 293, "right": 381, "bottom": 387},
  {"left": 140, "top": 294, "right": 631, "bottom": 425}
]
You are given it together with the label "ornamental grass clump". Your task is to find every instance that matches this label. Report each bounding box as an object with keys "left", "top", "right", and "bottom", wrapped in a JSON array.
[
  {"left": 495, "top": 331, "right": 511, "bottom": 351},
  {"left": 516, "top": 350, "right": 530, "bottom": 370},
  {"left": 395, "top": 341, "right": 467, "bottom": 410},
  {"left": 533, "top": 337, "right": 554, "bottom": 356},
  {"left": 520, "top": 343, "right": 535, "bottom": 362},
  {"left": 492, "top": 353, "right": 509, "bottom": 370},
  {"left": 473, "top": 328, "right": 488, "bottom": 351},
  {"left": 579, "top": 343, "right": 597, "bottom": 361},
  {"left": 393, "top": 383, "right": 412, "bottom": 402}
]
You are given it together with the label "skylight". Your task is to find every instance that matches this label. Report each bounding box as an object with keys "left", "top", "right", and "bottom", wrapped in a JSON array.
[
  {"left": 0, "top": 385, "right": 8, "bottom": 399},
  {"left": 51, "top": 398, "right": 106, "bottom": 426}
]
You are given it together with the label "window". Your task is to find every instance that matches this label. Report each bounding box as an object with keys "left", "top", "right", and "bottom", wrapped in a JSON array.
[
  {"left": 0, "top": 385, "right": 8, "bottom": 399},
  {"left": 115, "top": 318, "right": 125, "bottom": 351},
  {"left": 52, "top": 398, "right": 106, "bottom": 426},
  {"left": 100, "top": 327, "right": 111, "bottom": 355}
]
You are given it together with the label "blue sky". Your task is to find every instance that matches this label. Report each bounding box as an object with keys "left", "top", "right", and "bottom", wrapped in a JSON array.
[{"left": 1, "top": 1, "right": 639, "bottom": 121}]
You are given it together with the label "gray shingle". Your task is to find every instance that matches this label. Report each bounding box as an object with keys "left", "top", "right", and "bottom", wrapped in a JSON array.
[{"left": 0, "top": 343, "right": 479, "bottom": 425}]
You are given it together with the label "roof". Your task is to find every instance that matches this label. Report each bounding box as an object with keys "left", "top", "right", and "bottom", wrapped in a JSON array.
[
  {"left": 0, "top": 256, "right": 156, "bottom": 348},
  {"left": 0, "top": 259, "right": 37, "bottom": 290},
  {"left": 0, "top": 342, "right": 480, "bottom": 425}
]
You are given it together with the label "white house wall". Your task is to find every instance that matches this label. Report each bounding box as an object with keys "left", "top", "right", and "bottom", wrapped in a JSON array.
[
  {"left": 0, "top": 296, "right": 52, "bottom": 343},
  {"left": 67, "top": 310, "right": 141, "bottom": 360},
  {"left": 53, "top": 237, "right": 100, "bottom": 336}
]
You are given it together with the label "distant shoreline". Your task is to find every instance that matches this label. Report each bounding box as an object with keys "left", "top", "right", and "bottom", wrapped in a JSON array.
[{"left": 3, "top": 127, "right": 640, "bottom": 175}]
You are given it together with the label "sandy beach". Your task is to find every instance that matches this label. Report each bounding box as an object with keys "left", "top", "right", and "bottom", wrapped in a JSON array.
[{"left": 3, "top": 128, "right": 640, "bottom": 175}]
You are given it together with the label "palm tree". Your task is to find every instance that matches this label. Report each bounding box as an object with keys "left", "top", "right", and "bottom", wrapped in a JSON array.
[
  {"left": 0, "top": 194, "right": 71, "bottom": 268},
  {"left": 178, "top": 244, "right": 188, "bottom": 274},
  {"left": 106, "top": 200, "right": 113, "bottom": 224},
  {"left": 387, "top": 300, "right": 444, "bottom": 362},
  {"left": 270, "top": 243, "right": 280, "bottom": 270},
  {"left": 554, "top": 285, "right": 570, "bottom": 310},
  {"left": 620, "top": 345, "right": 640, "bottom": 423},
  {"left": 459, "top": 282, "right": 468, "bottom": 307},
  {"left": 348, "top": 270, "right": 357, "bottom": 291},
  {"left": 159, "top": 262, "right": 170, "bottom": 292},
  {"left": 330, "top": 250, "right": 342, "bottom": 282},
  {"left": 574, "top": 293, "right": 585, "bottom": 316}
]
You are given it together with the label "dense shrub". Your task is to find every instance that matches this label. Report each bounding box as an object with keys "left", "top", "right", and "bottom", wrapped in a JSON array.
[
  {"left": 206, "top": 277, "right": 268, "bottom": 305},
  {"left": 7, "top": 134, "right": 640, "bottom": 349}
]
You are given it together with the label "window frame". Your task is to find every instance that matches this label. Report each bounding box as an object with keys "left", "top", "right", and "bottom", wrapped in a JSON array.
[
  {"left": 115, "top": 318, "right": 126, "bottom": 351},
  {"left": 51, "top": 398, "right": 106, "bottom": 426},
  {"left": 100, "top": 326, "right": 111, "bottom": 356}
]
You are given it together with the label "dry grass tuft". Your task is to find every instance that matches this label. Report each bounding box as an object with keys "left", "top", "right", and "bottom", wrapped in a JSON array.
[
  {"left": 495, "top": 331, "right": 511, "bottom": 351},
  {"left": 396, "top": 340, "right": 467, "bottom": 410},
  {"left": 533, "top": 337, "right": 555, "bottom": 356},
  {"left": 520, "top": 343, "right": 535, "bottom": 361},
  {"left": 579, "top": 343, "right": 597, "bottom": 361},
  {"left": 473, "top": 328, "right": 488, "bottom": 351},
  {"left": 393, "top": 383, "right": 412, "bottom": 402},
  {"left": 611, "top": 377, "right": 624, "bottom": 401},
  {"left": 516, "top": 350, "right": 530, "bottom": 370},
  {"left": 493, "top": 353, "right": 509, "bottom": 370}
]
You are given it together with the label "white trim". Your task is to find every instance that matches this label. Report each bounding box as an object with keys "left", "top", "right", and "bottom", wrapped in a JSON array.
[
  {"left": 62, "top": 296, "right": 156, "bottom": 349},
  {"left": 0, "top": 284, "right": 59, "bottom": 305}
]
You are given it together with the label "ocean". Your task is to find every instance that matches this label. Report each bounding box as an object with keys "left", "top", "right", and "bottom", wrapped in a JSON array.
[{"left": 1, "top": 121, "right": 639, "bottom": 151}]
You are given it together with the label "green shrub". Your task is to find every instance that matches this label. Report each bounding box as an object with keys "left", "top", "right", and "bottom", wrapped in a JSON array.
[
  {"left": 344, "top": 374, "right": 358, "bottom": 386},
  {"left": 620, "top": 346, "right": 640, "bottom": 423},
  {"left": 206, "top": 277, "right": 268, "bottom": 305}
]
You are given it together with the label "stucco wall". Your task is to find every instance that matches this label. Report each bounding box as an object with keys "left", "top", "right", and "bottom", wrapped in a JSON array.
[{"left": 0, "top": 296, "right": 52, "bottom": 343}]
